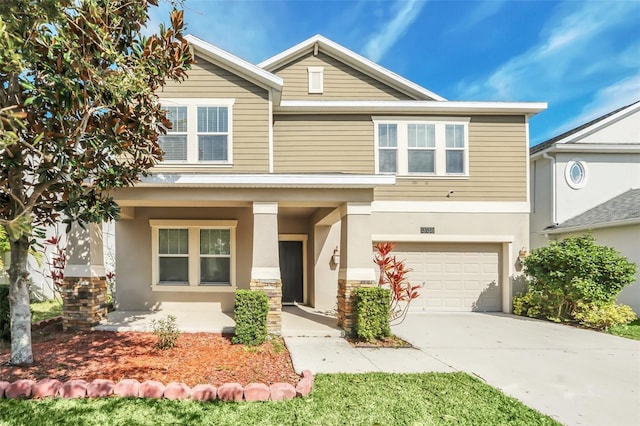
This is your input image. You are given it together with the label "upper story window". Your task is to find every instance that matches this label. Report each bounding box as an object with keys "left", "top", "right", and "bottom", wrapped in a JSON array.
[
  {"left": 374, "top": 117, "right": 469, "bottom": 177},
  {"left": 308, "top": 67, "right": 324, "bottom": 94},
  {"left": 158, "top": 98, "right": 235, "bottom": 165}
]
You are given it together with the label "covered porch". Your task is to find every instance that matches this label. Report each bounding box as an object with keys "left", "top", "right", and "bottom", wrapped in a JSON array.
[{"left": 94, "top": 305, "right": 344, "bottom": 337}]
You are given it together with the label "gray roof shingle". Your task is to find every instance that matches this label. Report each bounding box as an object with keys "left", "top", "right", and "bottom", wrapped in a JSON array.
[
  {"left": 531, "top": 100, "right": 640, "bottom": 155},
  {"left": 553, "top": 189, "right": 640, "bottom": 230}
]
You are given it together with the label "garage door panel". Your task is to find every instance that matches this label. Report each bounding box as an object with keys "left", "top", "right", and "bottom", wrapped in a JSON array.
[{"left": 394, "top": 243, "right": 501, "bottom": 312}]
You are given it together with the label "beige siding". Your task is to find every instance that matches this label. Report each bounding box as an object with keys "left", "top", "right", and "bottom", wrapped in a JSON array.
[
  {"left": 273, "top": 52, "right": 413, "bottom": 100},
  {"left": 273, "top": 115, "right": 375, "bottom": 173},
  {"left": 375, "top": 116, "right": 528, "bottom": 201},
  {"left": 156, "top": 55, "right": 270, "bottom": 172}
]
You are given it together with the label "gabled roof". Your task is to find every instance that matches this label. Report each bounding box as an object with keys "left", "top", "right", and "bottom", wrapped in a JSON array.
[
  {"left": 546, "top": 188, "right": 640, "bottom": 233},
  {"left": 185, "top": 34, "right": 283, "bottom": 93},
  {"left": 258, "top": 34, "right": 446, "bottom": 102},
  {"left": 531, "top": 100, "right": 640, "bottom": 156}
]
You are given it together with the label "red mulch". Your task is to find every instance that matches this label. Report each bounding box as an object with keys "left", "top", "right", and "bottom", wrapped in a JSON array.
[{"left": 0, "top": 322, "right": 299, "bottom": 387}]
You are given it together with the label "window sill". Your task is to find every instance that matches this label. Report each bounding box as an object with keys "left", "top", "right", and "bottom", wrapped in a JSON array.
[
  {"left": 155, "top": 163, "right": 233, "bottom": 168},
  {"left": 395, "top": 174, "right": 470, "bottom": 180},
  {"left": 151, "top": 285, "right": 237, "bottom": 293}
]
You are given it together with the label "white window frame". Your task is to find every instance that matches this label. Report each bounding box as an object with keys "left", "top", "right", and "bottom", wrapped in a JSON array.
[
  {"left": 373, "top": 117, "right": 470, "bottom": 177},
  {"left": 307, "top": 66, "right": 324, "bottom": 94},
  {"left": 150, "top": 220, "right": 237, "bottom": 292},
  {"left": 158, "top": 98, "right": 235, "bottom": 166},
  {"left": 565, "top": 159, "right": 588, "bottom": 189}
]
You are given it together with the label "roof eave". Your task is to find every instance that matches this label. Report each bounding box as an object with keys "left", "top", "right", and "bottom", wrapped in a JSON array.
[
  {"left": 542, "top": 217, "right": 640, "bottom": 235},
  {"left": 185, "top": 34, "right": 283, "bottom": 91},
  {"left": 259, "top": 34, "right": 446, "bottom": 102}
]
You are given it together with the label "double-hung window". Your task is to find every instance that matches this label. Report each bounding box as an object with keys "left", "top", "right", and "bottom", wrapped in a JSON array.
[
  {"left": 158, "top": 98, "right": 234, "bottom": 165},
  {"left": 374, "top": 118, "right": 469, "bottom": 176},
  {"left": 151, "top": 220, "right": 237, "bottom": 291}
]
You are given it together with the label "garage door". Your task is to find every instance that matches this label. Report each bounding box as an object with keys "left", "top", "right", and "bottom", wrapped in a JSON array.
[{"left": 394, "top": 243, "right": 501, "bottom": 312}]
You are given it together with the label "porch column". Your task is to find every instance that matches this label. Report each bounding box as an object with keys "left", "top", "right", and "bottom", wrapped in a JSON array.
[
  {"left": 337, "top": 202, "right": 376, "bottom": 334},
  {"left": 250, "top": 202, "right": 282, "bottom": 334},
  {"left": 62, "top": 223, "right": 107, "bottom": 331}
]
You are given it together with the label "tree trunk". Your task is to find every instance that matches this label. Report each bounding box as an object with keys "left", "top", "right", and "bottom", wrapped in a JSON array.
[{"left": 7, "top": 235, "right": 33, "bottom": 365}]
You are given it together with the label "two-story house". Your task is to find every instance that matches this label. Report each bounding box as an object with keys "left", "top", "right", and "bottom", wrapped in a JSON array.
[
  {"left": 530, "top": 101, "right": 640, "bottom": 314},
  {"left": 94, "top": 35, "right": 546, "bottom": 333}
]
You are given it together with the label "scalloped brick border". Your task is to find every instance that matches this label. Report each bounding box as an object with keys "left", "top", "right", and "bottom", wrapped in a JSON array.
[{"left": 0, "top": 370, "right": 313, "bottom": 402}]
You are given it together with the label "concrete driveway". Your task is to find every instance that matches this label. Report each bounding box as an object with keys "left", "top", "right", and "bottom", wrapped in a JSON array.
[{"left": 392, "top": 313, "right": 640, "bottom": 426}]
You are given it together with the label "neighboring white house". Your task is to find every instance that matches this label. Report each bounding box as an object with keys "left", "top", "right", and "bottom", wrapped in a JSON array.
[{"left": 530, "top": 100, "right": 640, "bottom": 314}]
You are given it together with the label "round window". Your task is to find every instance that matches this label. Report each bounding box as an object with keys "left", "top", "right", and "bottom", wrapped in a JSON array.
[{"left": 565, "top": 160, "right": 587, "bottom": 189}]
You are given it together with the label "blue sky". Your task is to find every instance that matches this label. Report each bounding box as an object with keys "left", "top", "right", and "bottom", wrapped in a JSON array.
[{"left": 147, "top": 0, "right": 640, "bottom": 146}]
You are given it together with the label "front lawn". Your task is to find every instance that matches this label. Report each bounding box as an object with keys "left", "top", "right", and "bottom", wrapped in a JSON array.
[
  {"left": 30, "top": 299, "right": 62, "bottom": 323},
  {"left": 0, "top": 373, "right": 559, "bottom": 426},
  {"left": 608, "top": 318, "right": 640, "bottom": 341}
]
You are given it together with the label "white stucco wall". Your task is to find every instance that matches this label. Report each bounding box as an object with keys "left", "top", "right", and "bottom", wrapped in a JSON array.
[{"left": 579, "top": 109, "right": 640, "bottom": 144}]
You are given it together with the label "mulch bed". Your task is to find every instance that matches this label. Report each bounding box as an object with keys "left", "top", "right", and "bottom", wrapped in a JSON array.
[
  {"left": 0, "top": 321, "right": 300, "bottom": 387},
  {"left": 347, "top": 334, "right": 413, "bottom": 348}
]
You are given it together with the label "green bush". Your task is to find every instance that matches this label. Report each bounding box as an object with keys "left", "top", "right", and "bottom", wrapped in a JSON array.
[
  {"left": 573, "top": 302, "right": 636, "bottom": 331},
  {"left": 515, "top": 235, "right": 637, "bottom": 323},
  {"left": 0, "top": 285, "right": 9, "bottom": 341},
  {"left": 353, "top": 287, "right": 391, "bottom": 341},
  {"left": 150, "top": 314, "right": 180, "bottom": 350},
  {"left": 233, "top": 290, "right": 268, "bottom": 346}
]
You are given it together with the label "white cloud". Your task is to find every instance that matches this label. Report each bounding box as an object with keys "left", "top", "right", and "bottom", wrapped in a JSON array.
[
  {"left": 362, "top": 0, "right": 427, "bottom": 62},
  {"left": 448, "top": 0, "right": 507, "bottom": 33},
  {"left": 456, "top": 0, "right": 640, "bottom": 101}
]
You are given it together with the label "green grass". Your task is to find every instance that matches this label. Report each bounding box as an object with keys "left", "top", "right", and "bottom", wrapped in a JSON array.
[
  {"left": 608, "top": 318, "right": 640, "bottom": 341},
  {"left": 30, "top": 299, "right": 62, "bottom": 323},
  {"left": 0, "top": 373, "right": 559, "bottom": 426}
]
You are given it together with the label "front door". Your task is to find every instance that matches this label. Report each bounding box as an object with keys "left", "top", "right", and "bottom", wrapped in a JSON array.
[{"left": 279, "top": 240, "right": 303, "bottom": 304}]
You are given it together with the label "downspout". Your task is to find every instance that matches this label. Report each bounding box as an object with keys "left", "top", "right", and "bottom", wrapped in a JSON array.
[{"left": 542, "top": 151, "right": 557, "bottom": 226}]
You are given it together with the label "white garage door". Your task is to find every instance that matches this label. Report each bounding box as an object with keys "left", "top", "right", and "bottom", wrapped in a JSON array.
[{"left": 394, "top": 243, "right": 501, "bottom": 312}]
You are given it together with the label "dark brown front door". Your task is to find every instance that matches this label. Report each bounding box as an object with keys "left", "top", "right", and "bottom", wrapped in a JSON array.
[{"left": 279, "top": 240, "right": 303, "bottom": 304}]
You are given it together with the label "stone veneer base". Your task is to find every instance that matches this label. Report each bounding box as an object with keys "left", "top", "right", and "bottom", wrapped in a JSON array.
[{"left": 337, "top": 279, "right": 376, "bottom": 335}]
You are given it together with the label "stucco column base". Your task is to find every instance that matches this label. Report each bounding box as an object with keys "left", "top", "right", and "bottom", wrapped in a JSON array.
[
  {"left": 250, "top": 279, "right": 282, "bottom": 335},
  {"left": 337, "top": 279, "right": 376, "bottom": 335},
  {"left": 61, "top": 277, "right": 108, "bottom": 331}
]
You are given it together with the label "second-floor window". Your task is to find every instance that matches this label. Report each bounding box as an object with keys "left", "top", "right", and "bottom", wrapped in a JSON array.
[
  {"left": 374, "top": 118, "right": 469, "bottom": 176},
  {"left": 159, "top": 98, "right": 235, "bottom": 164}
]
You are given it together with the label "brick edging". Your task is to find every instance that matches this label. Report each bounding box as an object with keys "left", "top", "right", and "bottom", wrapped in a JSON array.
[{"left": 0, "top": 370, "right": 314, "bottom": 402}]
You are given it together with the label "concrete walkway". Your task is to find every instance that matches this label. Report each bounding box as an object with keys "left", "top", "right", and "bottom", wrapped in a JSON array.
[{"left": 286, "top": 312, "right": 640, "bottom": 426}]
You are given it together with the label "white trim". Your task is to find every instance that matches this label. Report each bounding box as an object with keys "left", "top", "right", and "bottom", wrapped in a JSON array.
[
  {"left": 279, "top": 234, "right": 308, "bottom": 304},
  {"left": 64, "top": 264, "right": 106, "bottom": 278},
  {"left": 185, "top": 34, "right": 283, "bottom": 90},
  {"left": 372, "top": 234, "right": 515, "bottom": 243},
  {"left": 534, "top": 102, "right": 640, "bottom": 151},
  {"left": 503, "top": 242, "right": 513, "bottom": 314},
  {"left": 251, "top": 267, "right": 281, "bottom": 280},
  {"left": 371, "top": 201, "right": 530, "bottom": 213},
  {"left": 268, "top": 91, "right": 274, "bottom": 173},
  {"left": 338, "top": 268, "right": 376, "bottom": 281},
  {"left": 307, "top": 66, "right": 324, "bottom": 94},
  {"left": 564, "top": 159, "right": 588, "bottom": 189},
  {"left": 276, "top": 100, "right": 547, "bottom": 114},
  {"left": 372, "top": 116, "right": 471, "bottom": 122},
  {"left": 139, "top": 173, "right": 395, "bottom": 188},
  {"left": 253, "top": 202, "right": 278, "bottom": 215},
  {"left": 151, "top": 285, "right": 236, "bottom": 293},
  {"left": 525, "top": 116, "right": 530, "bottom": 205},
  {"left": 149, "top": 219, "right": 238, "bottom": 228},
  {"left": 258, "top": 34, "right": 445, "bottom": 101},
  {"left": 339, "top": 203, "right": 372, "bottom": 216},
  {"left": 531, "top": 143, "right": 640, "bottom": 160},
  {"left": 543, "top": 218, "right": 640, "bottom": 235}
]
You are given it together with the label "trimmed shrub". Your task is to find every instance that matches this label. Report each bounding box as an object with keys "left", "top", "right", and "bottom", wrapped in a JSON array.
[
  {"left": 233, "top": 290, "right": 268, "bottom": 346},
  {"left": 150, "top": 315, "right": 180, "bottom": 350},
  {"left": 573, "top": 302, "right": 636, "bottom": 331},
  {"left": 515, "top": 235, "right": 636, "bottom": 323},
  {"left": 353, "top": 287, "right": 391, "bottom": 341},
  {"left": 0, "top": 285, "right": 9, "bottom": 341}
]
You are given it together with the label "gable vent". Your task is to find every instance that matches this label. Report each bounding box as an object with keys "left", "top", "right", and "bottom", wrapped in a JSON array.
[{"left": 308, "top": 66, "right": 324, "bottom": 94}]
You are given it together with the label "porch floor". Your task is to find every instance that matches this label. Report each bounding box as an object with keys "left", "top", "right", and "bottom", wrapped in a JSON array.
[{"left": 95, "top": 305, "right": 343, "bottom": 337}]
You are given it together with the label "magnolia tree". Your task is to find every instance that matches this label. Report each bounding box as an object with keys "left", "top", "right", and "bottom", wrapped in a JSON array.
[{"left": 0, "top": 0, "right": 192, "bottom": 365}]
